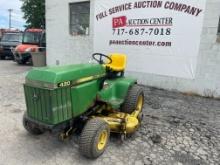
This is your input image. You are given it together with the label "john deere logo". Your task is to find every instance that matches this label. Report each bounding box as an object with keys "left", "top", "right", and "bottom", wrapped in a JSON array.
[{"left": 32, "top": 93, "right": 39, "bottom": 101}]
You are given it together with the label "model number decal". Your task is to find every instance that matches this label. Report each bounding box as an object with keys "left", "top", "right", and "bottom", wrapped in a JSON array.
[{"left": 58, "top": 81, "right": 71, "bottom": 87}]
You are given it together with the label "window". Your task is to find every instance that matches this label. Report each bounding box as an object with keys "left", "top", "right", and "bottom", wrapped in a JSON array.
[
  {"left": 218, "top": 17, "right": 220, "bottom": 35},
  {"left": 41, "top": 33, "right": 46, "bottom": 47},
  {"left": 2, "top": 33, "right": 22, "bottom": 42},
  {"left": 39, "top": 33, "right": 46, "bottom": 52},
  {"left": 23, "top": 32, "right": 41, "bottom": 44},
  {"left": 70, "top": 2, "right": 90, "bottom": 35},
  {"left": 217, "top": 17, "right": 220, "bottom": 43}
]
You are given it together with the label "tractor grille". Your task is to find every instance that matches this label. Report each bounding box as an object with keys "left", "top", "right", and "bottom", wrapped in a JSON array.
[{"left": 24, "top": 85, "right": 72, "bottom": 125}]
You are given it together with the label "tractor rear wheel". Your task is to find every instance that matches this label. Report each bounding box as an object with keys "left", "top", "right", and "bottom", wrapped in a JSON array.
[
  {"left": 121, "top": 85, "right": 144, "bottom": 114},
  {"left": 79, "top": 118, "right": 110, "bottom": 159},
  {"left": 23, "top": 113, "right": 45, "bottom": 135}
]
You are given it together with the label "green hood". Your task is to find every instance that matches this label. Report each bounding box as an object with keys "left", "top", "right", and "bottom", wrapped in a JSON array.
[{"left": 26, "top": 64, "right": 106, "bottom": 84}]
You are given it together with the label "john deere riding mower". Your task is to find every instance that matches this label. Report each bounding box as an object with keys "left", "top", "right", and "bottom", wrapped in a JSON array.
[{"left": 23, "top": 53, "right": 144, "bottom": 158}]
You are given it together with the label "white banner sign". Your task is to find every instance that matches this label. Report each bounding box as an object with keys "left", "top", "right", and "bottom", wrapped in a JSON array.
[{"left": 94, "top": 0, "right": 206, "bottom": 79}]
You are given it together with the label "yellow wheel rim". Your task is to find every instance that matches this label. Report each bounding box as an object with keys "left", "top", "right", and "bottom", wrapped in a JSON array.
[
  {"left": 97, "top": 130, "right": 108, "bottom": 150},
  {"left": 136, "top": 94, "right": 144, "bottom": 113}
]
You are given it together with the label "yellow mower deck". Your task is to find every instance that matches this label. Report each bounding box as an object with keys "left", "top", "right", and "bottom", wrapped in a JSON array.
[
  {"left": 94, "top": 93, "right": 144, "bottom": 135},
  {"left": 95, "top": 111, "right": 139, "bottom": 134}
]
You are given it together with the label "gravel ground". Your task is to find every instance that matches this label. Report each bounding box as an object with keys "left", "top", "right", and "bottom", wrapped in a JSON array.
[{"left": 0, "top": 60, "right": 219, "bottom": 165}]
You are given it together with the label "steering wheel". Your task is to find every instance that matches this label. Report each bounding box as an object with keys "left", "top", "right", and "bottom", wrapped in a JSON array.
[{"left": 92, "top": 53, "right": 112, "bottom": 65}]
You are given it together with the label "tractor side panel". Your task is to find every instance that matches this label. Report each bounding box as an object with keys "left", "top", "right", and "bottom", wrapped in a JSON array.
[{"left": 71, "top": 80, "right": 100, "bottom": 117}]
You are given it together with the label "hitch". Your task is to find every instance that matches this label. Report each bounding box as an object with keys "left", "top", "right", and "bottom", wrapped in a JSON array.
[{"left": 59, "top": 127, "right": 74, "bottom": 141}]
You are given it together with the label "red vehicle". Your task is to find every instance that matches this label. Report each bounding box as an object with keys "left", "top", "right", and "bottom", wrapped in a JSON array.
[{"left": 14, "top": 28, "right": 46, "bottom": 64}]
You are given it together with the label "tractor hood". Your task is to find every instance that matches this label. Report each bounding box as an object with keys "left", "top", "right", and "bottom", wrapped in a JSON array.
[
  {"left": 15, "top": 44, "right": 38, "bottom": 53},
  {"left": 25, "top": 64, "right": 106, "bottom": 89}
]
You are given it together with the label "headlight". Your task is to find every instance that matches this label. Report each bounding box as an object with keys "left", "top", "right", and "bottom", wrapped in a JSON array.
[
  {"left": 25, "top": 48, "right": 32, "bottom": 52},
  {"left": 14, "top": 47, "right": 18, "bottom": 52},
  {"left": 25, "top": 47, "right": 37, "bottom": 53}
]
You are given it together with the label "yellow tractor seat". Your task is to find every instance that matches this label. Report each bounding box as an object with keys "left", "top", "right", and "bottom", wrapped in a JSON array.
[{"left": 105, "top": 53, "right": 127, "bottom": 72}]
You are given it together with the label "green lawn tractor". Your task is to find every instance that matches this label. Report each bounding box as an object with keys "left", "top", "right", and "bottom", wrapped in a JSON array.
[{"left": 23, "top": 53, "right": 144, "bottom": 158}]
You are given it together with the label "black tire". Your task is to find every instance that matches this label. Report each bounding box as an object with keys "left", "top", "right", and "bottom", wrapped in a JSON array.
[
  {"left": 121, "top": 85, "right": 144, "bottom": 114},
  {"left": 10, "top": 55, "right": 14, "bottom": 60},
  {"left": 23, "top": 113, "right": 45, "bottom": 135},
  {"left": 0, "top": 56, "right": 5, "bottom": 60},
  {"left": 79, "top": 118, "right": 110, "bottom": 159},
  {"left": 28, "top": 58, "right": 33, "bottom": 65},
  {"left": 17, "top": 60, "right": 26, "bottom": 65}
]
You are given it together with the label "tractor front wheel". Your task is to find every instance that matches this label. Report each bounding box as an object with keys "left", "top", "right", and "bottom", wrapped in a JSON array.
[
  {"left": 79, "top": 118, "right": 110, "bottom": 159},
  {"left": 23, "top": 113, "right": 45, "bottom": 135}
]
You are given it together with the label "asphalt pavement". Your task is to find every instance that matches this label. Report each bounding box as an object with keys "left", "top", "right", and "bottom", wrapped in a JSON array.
[{"left": 0, "top": 60, "right": 219, "bottom": 165}]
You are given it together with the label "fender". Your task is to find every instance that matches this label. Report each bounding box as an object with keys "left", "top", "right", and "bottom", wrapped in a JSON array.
[{"left": 97, "top": 77, "right": 137, "bottom": 109}]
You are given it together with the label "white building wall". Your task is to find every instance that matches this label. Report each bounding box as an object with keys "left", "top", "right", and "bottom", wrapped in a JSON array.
[
  {"left": 46, "top": 0, "right": 95, "bottom": 65},
  {"left": 46, "top": 0, "right": 220, "bottom": 97}
]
